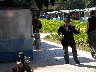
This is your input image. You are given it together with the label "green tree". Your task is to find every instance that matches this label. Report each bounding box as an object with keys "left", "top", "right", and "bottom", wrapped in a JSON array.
[
  {"left": 56, "top": 0, "right": 96, "bottom": 10},
  {"left": 85, "top": 0, "right": 96, "bottom": 8}
]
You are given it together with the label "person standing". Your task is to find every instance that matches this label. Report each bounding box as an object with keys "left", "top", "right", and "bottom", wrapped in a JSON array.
[
  {"left": 58, "top": 17, "right": 80, "bottom": 64},
  {"left": 87, "top": 10, "right": 96, "bottom": 47},
  {"left": 32, "top": 14, "right": 42, "bottom": 33},
  {"left": 87, "top": 10, "right": 96, "bottom": 57}
]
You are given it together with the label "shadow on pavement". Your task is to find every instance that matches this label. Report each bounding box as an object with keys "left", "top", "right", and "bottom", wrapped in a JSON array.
[{"left": 33, "top": 41, "right": 96, "bottom": 69}]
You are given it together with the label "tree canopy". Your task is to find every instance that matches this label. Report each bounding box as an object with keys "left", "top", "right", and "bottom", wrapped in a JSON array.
[{"left": 55, "top": 0, "right": 96, "bottom": 10}]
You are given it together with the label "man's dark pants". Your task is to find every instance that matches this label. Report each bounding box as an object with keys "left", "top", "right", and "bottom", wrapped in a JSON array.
[
  {"left": 87, "top": 31, "right": 96, "bottom": 51},
  {"left": 63, "top": 45, "right": 78, "bottom": 62}
]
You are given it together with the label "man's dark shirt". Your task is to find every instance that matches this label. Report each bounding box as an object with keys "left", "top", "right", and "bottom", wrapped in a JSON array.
[
  {"left": 58, "top": 24, "right": 79, "bottom": 46},
  {"left": 87, "top": 16, "right": 96, "bottom": 33}
]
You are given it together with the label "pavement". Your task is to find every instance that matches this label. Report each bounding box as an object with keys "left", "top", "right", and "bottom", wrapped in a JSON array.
[
  {"left": 0, "top": 33, "right": 96, "bottom": 72},
  {"left": 33, "top": 39, "right": 96, "bottom": 72}
]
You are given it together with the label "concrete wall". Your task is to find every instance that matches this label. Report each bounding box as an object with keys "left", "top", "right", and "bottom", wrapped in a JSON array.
[{"left": 0, "top": 9, "right": 33, "bottom": 62}]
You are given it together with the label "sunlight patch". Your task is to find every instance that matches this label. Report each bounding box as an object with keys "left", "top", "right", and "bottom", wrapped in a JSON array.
[
  {"left": 54, "top": 57, "right": 64, "bottom": 59},
  {"left": 49, "top": 48, "right": 62, "bottom": 50}
]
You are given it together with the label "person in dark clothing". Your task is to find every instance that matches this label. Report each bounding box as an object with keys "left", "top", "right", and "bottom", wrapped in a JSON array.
[
  {"left": 32, "top": 15, "right": 39, "bottom": 33},
  {"left": 87, "top": 10, "right": 96, "bottom": 48},
  {"left": 58, "top": 17, "right": 80, "bottom": 64},
  {"left": 32, "top": 14, "right": 42, "bottom": 33},
  {"left": 87, "top": 10, "right": 96, "bottom": 33},
  {"left": 87, "top": 10, "right": 96, "bottom": 59}
]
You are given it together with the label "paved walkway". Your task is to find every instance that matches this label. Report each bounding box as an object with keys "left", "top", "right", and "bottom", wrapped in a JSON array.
[
  {"left": 0, "top": 33, "right": 96, "bottom": 72},
  {"left": 33, "top": 39, "right": 96, "bottom": 72}
]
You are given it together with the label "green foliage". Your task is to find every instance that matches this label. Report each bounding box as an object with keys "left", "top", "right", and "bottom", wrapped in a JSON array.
[
  {"left": 56, "top": 0, "right": 96, "bottom": 10},
  {"left": 72, "top": 20, "right": 88, "bottom": 44},
  {"left": 40, "top": 19, "right": 90, "bottom": 51},
  {"left": 40, "top": 19, "right": 64, "bottom": 33}
]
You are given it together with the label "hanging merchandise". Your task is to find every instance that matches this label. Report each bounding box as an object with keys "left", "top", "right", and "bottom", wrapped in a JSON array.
[
  {"left": 63, "top": 0, "right": 67, "bottom": 1},
  {"left": 0, "top": 0, "right": 33, "bottom": 7},
  {"left": 43, "top": 0, "right": 49, "bottom": 9},
  {"left": 27, "top": 0, "right": 31, "bottom": 3},
  {"left": 35, "top": 0, "right": 43, "bottom": 10},
  {"left": 50, "top": 0, "right": 55, "bottom": 6}
]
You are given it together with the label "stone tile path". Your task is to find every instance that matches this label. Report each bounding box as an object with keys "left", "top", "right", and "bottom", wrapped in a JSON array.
[
  {"left": 0, "top": 34, "right": 96, "bottom": 72},
  {"left": 33, "top": 40, "right": 96, "bottom": 72}
]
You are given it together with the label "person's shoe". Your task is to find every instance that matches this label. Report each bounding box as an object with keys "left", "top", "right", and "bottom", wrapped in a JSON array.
[
  {"left": 75, "top": 60, "right": 80, "bottom": 64},
  {"left": 65, "top": 61, "right": 69, "bottom": 64}
]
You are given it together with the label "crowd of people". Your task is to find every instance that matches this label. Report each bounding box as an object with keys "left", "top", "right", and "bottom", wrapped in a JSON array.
[{"left": 39, "top": 11, "right": 88, "bottom": 21}]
